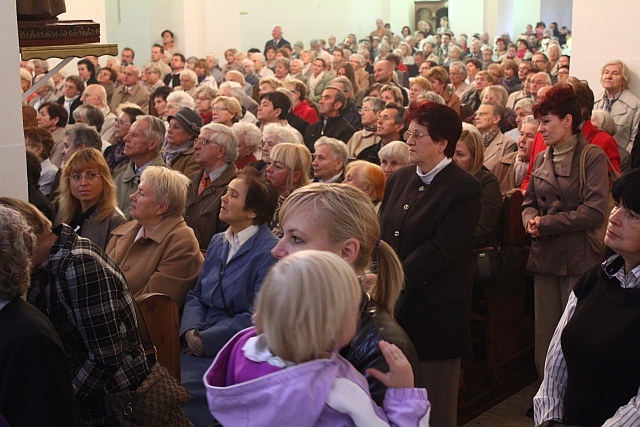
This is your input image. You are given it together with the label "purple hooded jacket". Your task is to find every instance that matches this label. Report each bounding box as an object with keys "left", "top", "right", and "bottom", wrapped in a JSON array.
[{"left": 204, "top": 328, "right": 431, "bottom": 426}]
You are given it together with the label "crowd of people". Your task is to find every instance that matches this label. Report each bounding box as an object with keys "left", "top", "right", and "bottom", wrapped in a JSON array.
[{"left": 4, "top": 14, "right": 640, "bottom": 427}]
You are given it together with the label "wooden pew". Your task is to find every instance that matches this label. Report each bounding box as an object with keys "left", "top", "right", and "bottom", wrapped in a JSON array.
[{"left": 135, "top": 293, "right": 181, "bottom": 382}]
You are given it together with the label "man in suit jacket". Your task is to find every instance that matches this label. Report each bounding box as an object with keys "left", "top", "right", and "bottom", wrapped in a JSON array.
[
  {"left": 263, "top": 25, "right": 290, "bottom": 54},
  {"left": 475, "top": 101, "right": 516, "bottom": 170},
  {"left": 109, "top": 65, "right": 150, "bottom": 114}
]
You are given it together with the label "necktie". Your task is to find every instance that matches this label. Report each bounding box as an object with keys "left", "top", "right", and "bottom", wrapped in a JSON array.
[{"left": 197, "top": 173, "right": 210, "bottom": 196}]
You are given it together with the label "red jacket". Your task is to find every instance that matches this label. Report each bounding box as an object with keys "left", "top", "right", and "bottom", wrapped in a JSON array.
[{"left": 293, "top": 100, "right": 319, "bottom": 124}]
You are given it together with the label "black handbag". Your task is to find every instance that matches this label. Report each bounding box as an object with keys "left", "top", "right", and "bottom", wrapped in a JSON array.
[{"left": 473, "top": 246, "right": 501, "bottom": 280}]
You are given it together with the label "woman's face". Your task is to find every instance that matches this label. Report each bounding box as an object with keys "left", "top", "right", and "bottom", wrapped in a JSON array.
[
  {"left": 548, "top": 46, "right": 560, "bottom": 61},
  {"left": 406, "top": 120, "right": 445, "bottom": 172},
  {"left": 344, "top": 167, "right": 372, "bottom": 199},
  {"left": 266, "top": 48, "right": 276, "bottom": 60},
  {"left": 601, "top": 63, "right": 625, "bottom": 94},
  {"left": 453, "top": 141, "right": 473, "bottom": 172},
  {"left": 380, "top": 155, "right": 405, "bottom": 178},
  {"left": 359, "top": 101, "right": 378, "bottom": 127},
  {"left": 605, "top": 204, "right": 640, "bottom": 264},
  {"left": 69, "top": 165, "right": 104, "bottom": 211},
  {"left": 271, "top": 205, "right": 343, "bottom": 260},
  {"left": 410, "top": 84, "right": 425, "bottom": 102},
  {"left": 225, "top": 51, "right": 235, "bottom": 63},
  {"left": 219, "top": 178, "right": 254, "bottom": 228},
  {"left": 195, "top": 64, "right": 206, "bottom": 77},
  {"left": 428, "top": 79, "right": 445, "bottom": 95},
  {"left": 166, "top": 119, "right": 193, "bottom": 147},
  {"left": 538, "top": 113, "right": 571, "bottom": 147},
  {"left": 36, "top": 106, "right": 57, "bottom": 130},
  {"left": 212, "top": 102, "right": 234, "bottom": 126},
  {"left": 129, "top": 179, "right": 158, "bottom": 222},
  {"left": 266, "top": 159, "right": 294, "bottom": 194},
  {"left": 115, "top": 112, "right": 132, "bottom": 139},
  {"left": 261, "top": 133, "right": 277, "bottom": 163},
  {"left": 380, "top": 90, "right": 396, "bottom": 104},
  {"left": 504, "top": 67, "right": 515, "bottom": 79},
  {"left": 179, "top": 75, "right": 195, "bottom": 90},
  {"left": 195, "top": 93, "right": 212, "bottom": 113}
]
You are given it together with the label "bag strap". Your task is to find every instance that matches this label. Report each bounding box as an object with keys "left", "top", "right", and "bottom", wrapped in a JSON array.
[{"left": 131, "top": 298, "right": 158, "bottom": 366}]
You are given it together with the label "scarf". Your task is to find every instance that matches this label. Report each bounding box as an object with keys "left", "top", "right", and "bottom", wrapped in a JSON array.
[{"left": 480, "top": 128, "right": 500, "bottom": 148}]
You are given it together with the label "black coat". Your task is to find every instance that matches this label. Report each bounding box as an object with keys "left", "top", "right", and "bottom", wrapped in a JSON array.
[
  {"left": 57, "top": 95, "right": 82, "bottom": 124},
  {"left": 303, "top": 116, "right": 355, "bottom": 152},
  {"left": 379, "top": 162, "right": 481, "bottom": 360}
]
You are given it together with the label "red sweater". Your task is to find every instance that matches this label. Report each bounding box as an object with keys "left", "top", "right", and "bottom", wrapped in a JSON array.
[{"left": 293, "top": 100, "right": 319, "bottom": 124}]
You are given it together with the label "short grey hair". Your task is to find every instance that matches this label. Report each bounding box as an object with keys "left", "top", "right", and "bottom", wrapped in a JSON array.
[
  {"left": 219, "top": 81, "right": 246, "bottom": 101},
  {"left": 263, "top": 123, "right": 303, "bottom": 145},
  {"left": 232, "top": 122, "right": 262, "bottom": 152},
  {"left": 202, "top": 122, "right": 239, "bottom": 163},
  {"left": 166, "top": 90, "right": 195, "bottom": 110},
  {"left": 180, "top": 69, "right": 197, "bottom": 84},
  {"left": 0, "top": 205, "right": 36, "bottom": 300},
  {"left": 136, "top": 115, "right": 166, "bottom": 149},
  {"left": 140, "top": 166, "right": 191, "bottom": 218},
  {"left": 449, "top": 61, "right": 467, "bottom": 77},
  {"left": 64, "top": 123, "right": 101, "bottom": 150},
  {"left": 314, "top": 136, "right": 348, "bottom": 165}
]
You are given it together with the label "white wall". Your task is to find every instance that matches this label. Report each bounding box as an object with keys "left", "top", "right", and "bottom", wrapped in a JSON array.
[
  {"left": 1, "top": 1, "right": 28, "bottom": 199},
  {"left": 571, "top": 0, "right": 640, "bottom": 98}
]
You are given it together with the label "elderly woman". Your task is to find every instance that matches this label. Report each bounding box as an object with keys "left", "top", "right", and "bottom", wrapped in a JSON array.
[
  {"left": 522, "top": 84, "right": 610, "bottom": 384},
  {"left": 379, "top": 84, "right": 403, "bottom": 105},
  {"left": 164, "top": 90, "right": 195, "bottom": 122},
  {"left": 106, "top": 166, "right": 203, "bottom": 309},
  {"left": 594, "top": 60, "right": 640, "bottom": 153},
  {"left": 344, "top": 160, "right": 386, "bottom": 210},
  {"left": 379, "top": 100, "right": 481, "bottom": 427},
  {"left": 454, "top": 130, "right": 503, "bottom": 249},
  {"left": 56, "top": 148, "right": 127, "bottom": 249},
  {"left": 176, "top": 69, "right": 199, "bottom": 98},
  {"left": 211, "top": 95, "right": 242, "bottom": 128},
  {"left": 180, "top": 171, "right": 279, "bottom": 426},
  {"left": 284, "top": 78, "right": 319, "bottom": 125},
  {"left": 232, "top": 121, "right": 262, "bottom": 170},
  {"left": 28, "top": 74, "right": 57, "bottom": 111},
  {"left": 534, "top": 169, "right": 640, "bottom": 426},
  {"left": 265, "top": 142, "right": 312, "bottom": 236},
  {"left": 378, "top": 140, "right": 410, "bottom": 178},
  {"left": 0, "top": 205, "right": 78, "bottom": 426},
  {"left": 163, "top": 107, "right": 202, "bottom": 177},
  {"left": 409, "top": 76, "right": 431, "bottom": 103},
  {"left": 493, "top": 115, "right": 539, "bottom": 196},
  {"left": 194, "top": 86, "right": 216, "bottom": 125},
  {"left": 272, "top": 184, "right": 419, "bottom": 405},
  {"left": 253, "top": 122, "right": 303, "bottom": 172},
  {"left": 426, "top": 66, "right": 461, "bottom": 115}
]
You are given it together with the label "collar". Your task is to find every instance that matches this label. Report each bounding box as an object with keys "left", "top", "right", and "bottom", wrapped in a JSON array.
[
  {"left": 318, "top": 171, "right": 343, "bottom": 183},
  {"left": 416, "top": 157, "right": 452, "bottom": 185},
  {"left": 602, "top": 254, "right": 640, "bottom": 289},
  {"left": 224, "top": 224, "right": 259, "bottom": 252},
  {"left": 242, "top": 333, "right": 294, "bottom": 368},
  {"left": 206, "top": 163, "right": 229, "bottom": 183}
]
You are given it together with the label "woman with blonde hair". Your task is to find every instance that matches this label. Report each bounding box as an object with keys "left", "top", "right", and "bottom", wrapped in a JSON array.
[
  {"left": 205, "top": 250, "right": 430, "bottom": 426},
  {"left": 211, "top": 95, "right": 242, "bottom": 127},
  {"left": 272, "top": 183, "right": 419, "bottom": 405},
  {"left": 344, "top": 160, "right": 386, "bottom": 210},
  {"left": 454, "top": 129, "right": 503, "bottom": 249},
  {"left": 266, "top": 142, "right": 312, "bottom": 236},
  {"left": 106, "top": 166, "right": 203, "bottom": 309},
  {"left": 409, "top": 76, "right": 431, "bottom": 103},
  {"left": 56, "top": 148, "right": 126, "bottom": 249}
]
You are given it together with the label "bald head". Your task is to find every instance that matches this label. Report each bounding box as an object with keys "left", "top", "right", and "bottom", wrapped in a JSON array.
[
  {"left": 373, "top": 60, "right": 393, "bottom": 84},
  {"left": 123, "top": 65, "right": 139, "bottom": 86},
  {"left": 80, "top": 84, "right": 108, "bottom": 108}
]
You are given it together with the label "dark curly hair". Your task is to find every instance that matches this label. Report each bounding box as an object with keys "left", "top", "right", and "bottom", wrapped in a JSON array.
[{"left": 533, "top": 83, "right": 581, "bottom": 134}]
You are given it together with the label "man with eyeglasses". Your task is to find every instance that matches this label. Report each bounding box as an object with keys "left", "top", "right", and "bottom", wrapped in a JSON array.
[
  {"left": 185, "top": 123, "right": 239, "bottom": 249},
  {"left": 108, "top": 65, "right": 150, "bottom": 114},
  {"left": 113, "top": 115, "right": 167, "bottom": 218}
]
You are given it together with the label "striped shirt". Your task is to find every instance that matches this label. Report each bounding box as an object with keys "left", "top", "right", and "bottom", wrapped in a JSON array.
[{"left": 533, "top": 255, "right": 640, "bottom": 426}]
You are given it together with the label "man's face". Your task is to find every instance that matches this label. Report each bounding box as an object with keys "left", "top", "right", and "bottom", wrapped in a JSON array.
[
  {"left": 64, "top": 80, "right": 80, "bottom": 98},
  {"left": 530, "top": 73, "right": 549, "bottom": 97},
  {"left": 290, "top": 61, "right": 302, "bottom": 75},
  {"left": 517, "top": 122, "right": 537, "bottom": 161},
  {"left": 123, "top": 66, "right": 138, "bottom": 86},
  {"left": 121, "top": 49, "right": 134, "bottom": 65},
  {"left": 312, "top": 145, "right": 342, "bottom": 181},
  {"left": 359, "top": 101, "right": 379, "bottom": 127},
  {"left": 419, "top": 63, "right": 430, "bottom": 77},
  {"left": 62, "top": 136, "right": 81, "bottom": 163},
  {"left": 171, "top": 55, "right": 185, "bottom": 71},
  {"left": 474, "top": 104, "right": 500, "bottom": 133},
  {"left": 532, "top": 54, "right": 549, "bottom": 72},
  {"left": 154, "top": 96, "right": 168, "bottom": 118},
  {"left": 376, "top": 108, "right": 403, "bottom": 139},
  {"left": 319, "top": 89, "right": 341, "bottom": 117},
  {"left": 467, "top": 62, "right": 479, "bottom": 77},
  {"left": 373, "top": 61, "right": 392, "bottom": 84},
  {"left": 333, "top": 51, "right": 343, "bottom": 64},
  {"left": 80, "top": 86, "right": 102, "bottom": 106},
  {"left": 151, "top": 47, "right": 163, "bottom": 62},
  {"left": 312, "top": 60, "right": 324, "bottom": 76},
  {"left": 474, "top": 73, "right": 490, "bottom": 91},
  {"left": 272, "top": 26, "right": 283, "bottom": 40},
  {"left": 518, "top": 62, "right": 531, "bottom": 80},
  {"left": 123, "top": 120, "right": 152, "bottom": 159}
]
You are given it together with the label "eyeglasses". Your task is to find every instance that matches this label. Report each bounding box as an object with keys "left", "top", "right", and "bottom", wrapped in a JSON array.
[
  {"left": 403, "top": 129, "right": 427, "bottom": 140},
  {"left": 69, "top": 172, "right": 101, "bottom": 182},
  {"left": 195, "top": 137, "right": 218, "bottom": 146},
  {"left": 212, "top": 106, "right": 228, "bottom": 112},
  {"left": 116, "top": 119, "right": 131, "bottom": 126}
]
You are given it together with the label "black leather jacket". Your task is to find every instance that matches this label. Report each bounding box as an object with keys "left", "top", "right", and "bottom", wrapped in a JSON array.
[{"left": 340, "top": 293, "right": 420, "bottom": 405}]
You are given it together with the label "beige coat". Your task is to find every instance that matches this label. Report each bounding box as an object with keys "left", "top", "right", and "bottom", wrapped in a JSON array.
[
  {"left": 522, "top": 135, "right": 609, "bottom": 276},
  {"left": 106, "top": 215, "right": 203, "bottom": 309},
  {"left": 483, "top": 131, "right": 517, "bottom": 171}
]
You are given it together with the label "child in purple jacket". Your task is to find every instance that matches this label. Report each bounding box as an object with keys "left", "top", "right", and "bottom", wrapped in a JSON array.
[{"left": 204, "top": 250, "right": 431, "bottom": 426}]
